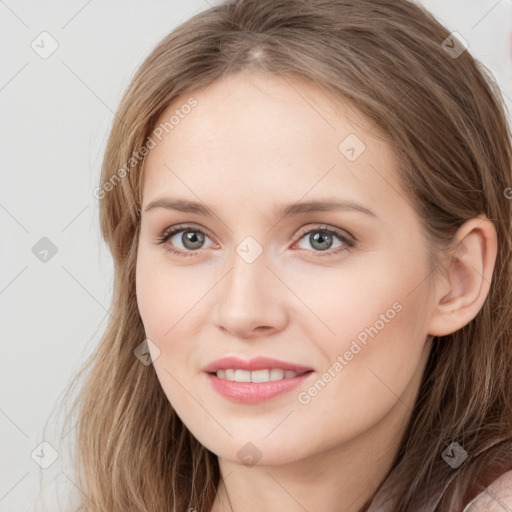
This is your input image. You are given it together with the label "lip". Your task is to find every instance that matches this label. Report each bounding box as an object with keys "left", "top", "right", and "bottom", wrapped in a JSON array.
[
  {"left": 205, "top": 371, "right": 314, "bottom": 403},
  {"left": 202, "top": 356, "right": 314, "bottom": 374}
]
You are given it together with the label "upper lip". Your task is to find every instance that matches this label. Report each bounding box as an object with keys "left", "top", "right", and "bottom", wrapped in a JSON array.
[{"left": 202, "top": 356, "right": 314, "bottom": 374}]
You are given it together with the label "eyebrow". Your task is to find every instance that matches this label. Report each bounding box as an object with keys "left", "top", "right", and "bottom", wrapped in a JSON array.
[{"left": 143, "top": 197, "right": 378, "bottom": 219}]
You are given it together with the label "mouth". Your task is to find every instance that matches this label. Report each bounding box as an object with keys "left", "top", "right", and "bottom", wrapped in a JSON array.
[{"left": 202, "top": 356, "right": 315, "bottom": 402}]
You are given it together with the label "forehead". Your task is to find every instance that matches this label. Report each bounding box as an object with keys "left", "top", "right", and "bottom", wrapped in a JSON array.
[{"left": 141, "top": 71, "right": 408, "bottom": 219}]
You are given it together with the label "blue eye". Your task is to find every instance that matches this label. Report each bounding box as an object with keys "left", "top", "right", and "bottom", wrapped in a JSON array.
[{"left": 155, "top": 224, "right": 355, "bottom": 258}]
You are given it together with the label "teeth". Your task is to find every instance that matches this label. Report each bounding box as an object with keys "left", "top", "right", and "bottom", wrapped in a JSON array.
[
  {"left": 235, "top": 369, "right": 252, "bottom": 382},
  {"left": 270, "top": 369, "right": 285, "bottom": 381},
  {"left": 215, "top": 368, "right": 302, "bottom": 382}
]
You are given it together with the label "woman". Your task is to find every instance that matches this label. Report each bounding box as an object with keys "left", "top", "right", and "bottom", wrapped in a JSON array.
[{"left": 63, "top": 0, "right": 512, "bottom": 510}]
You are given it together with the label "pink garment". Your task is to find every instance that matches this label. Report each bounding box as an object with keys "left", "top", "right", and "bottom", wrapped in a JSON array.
[
  {"left": 462, "top": 470, "right": 512, "bottom": 512},
  {"left": 365, "top": 470, "right": 512, "bottom": 511}
]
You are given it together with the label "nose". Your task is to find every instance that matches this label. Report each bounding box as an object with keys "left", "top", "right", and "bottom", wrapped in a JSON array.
[{"left": 213, "top": 247, "right": 289, "bottom": 339}]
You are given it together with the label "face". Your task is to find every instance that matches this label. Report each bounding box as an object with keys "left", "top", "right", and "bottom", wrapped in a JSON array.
[{"left": 136, "top": 70, "right": 436, "bottom": 467}]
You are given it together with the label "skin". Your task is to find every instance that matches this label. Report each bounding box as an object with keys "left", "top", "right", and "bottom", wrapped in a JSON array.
[{"left": 135, "top": 70, "right": 497, "bottom": 512}]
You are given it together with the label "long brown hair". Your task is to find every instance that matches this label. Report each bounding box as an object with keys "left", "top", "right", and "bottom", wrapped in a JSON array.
[{"left": 59, "top": 1, "right": 512, "bottom": 510}]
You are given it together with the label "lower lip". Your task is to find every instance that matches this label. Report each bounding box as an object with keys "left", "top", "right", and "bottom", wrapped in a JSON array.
[{"left": 205, "top": 371, "right": 314, "bottom": 403}]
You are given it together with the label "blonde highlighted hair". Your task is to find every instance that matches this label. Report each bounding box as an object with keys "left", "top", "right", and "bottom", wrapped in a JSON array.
[{"left": 60, "top": 1, "right": 512, "bottom": 510}]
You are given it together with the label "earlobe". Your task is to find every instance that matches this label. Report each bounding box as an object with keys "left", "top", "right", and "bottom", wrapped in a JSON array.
[{"left": 427, "top": 216, "right": 498, "bottom": 337}]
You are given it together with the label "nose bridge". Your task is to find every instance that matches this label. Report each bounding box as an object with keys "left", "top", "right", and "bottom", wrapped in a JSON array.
[
  {"left": 223, "top": 242, "right": 270, "bottom": 309},
  {"left": 213, "top": 238, "right": 287, "bottom": 336}
]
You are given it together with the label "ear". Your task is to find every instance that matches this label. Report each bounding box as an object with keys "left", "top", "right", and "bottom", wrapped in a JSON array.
[{"left": 427, "top": 215, "right": 498, "bottom": 337}]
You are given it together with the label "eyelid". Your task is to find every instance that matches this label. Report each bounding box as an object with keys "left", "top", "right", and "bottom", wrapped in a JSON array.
[
  {"left": 159, "top": 222, "right": 213, "bottom": 240},
  {"left": 294, "top": 223, "right": 354, "bottom": 243}
]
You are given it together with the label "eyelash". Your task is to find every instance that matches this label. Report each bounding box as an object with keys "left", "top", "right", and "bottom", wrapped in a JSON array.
[{"left": 155, "top": 223, "right": 356, "bottom": 259}]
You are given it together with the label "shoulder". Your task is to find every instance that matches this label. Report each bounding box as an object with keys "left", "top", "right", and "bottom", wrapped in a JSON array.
[{"left": 462, "top": 470, "right": 512, "bottom": 511}]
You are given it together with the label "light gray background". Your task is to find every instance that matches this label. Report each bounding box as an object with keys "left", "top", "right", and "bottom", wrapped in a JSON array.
[{"left": 1, "top": 1, "right": 511, "bottom": 510}]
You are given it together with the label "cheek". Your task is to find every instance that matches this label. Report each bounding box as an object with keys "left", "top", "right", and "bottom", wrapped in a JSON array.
[
  {"left": 135, "top": 254, "right": 165, "bottom": 336},
  {"left": 292, "top": 293, "right": 431, "bottom": 449},
  {"left": 135, "top": 248, "right": 199, "bottom": 337},
  {"left": 290, "top": 246, "right": 432, "bottom": 412},
  {"left": 282, "top": 242, "right": 429, "bottom": 342},
  {"left": 135, "top": 248, "right": 209, "bottom": 397},
  {"left": 135, "top": 251, "right": 203, "bottom": 415}
]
